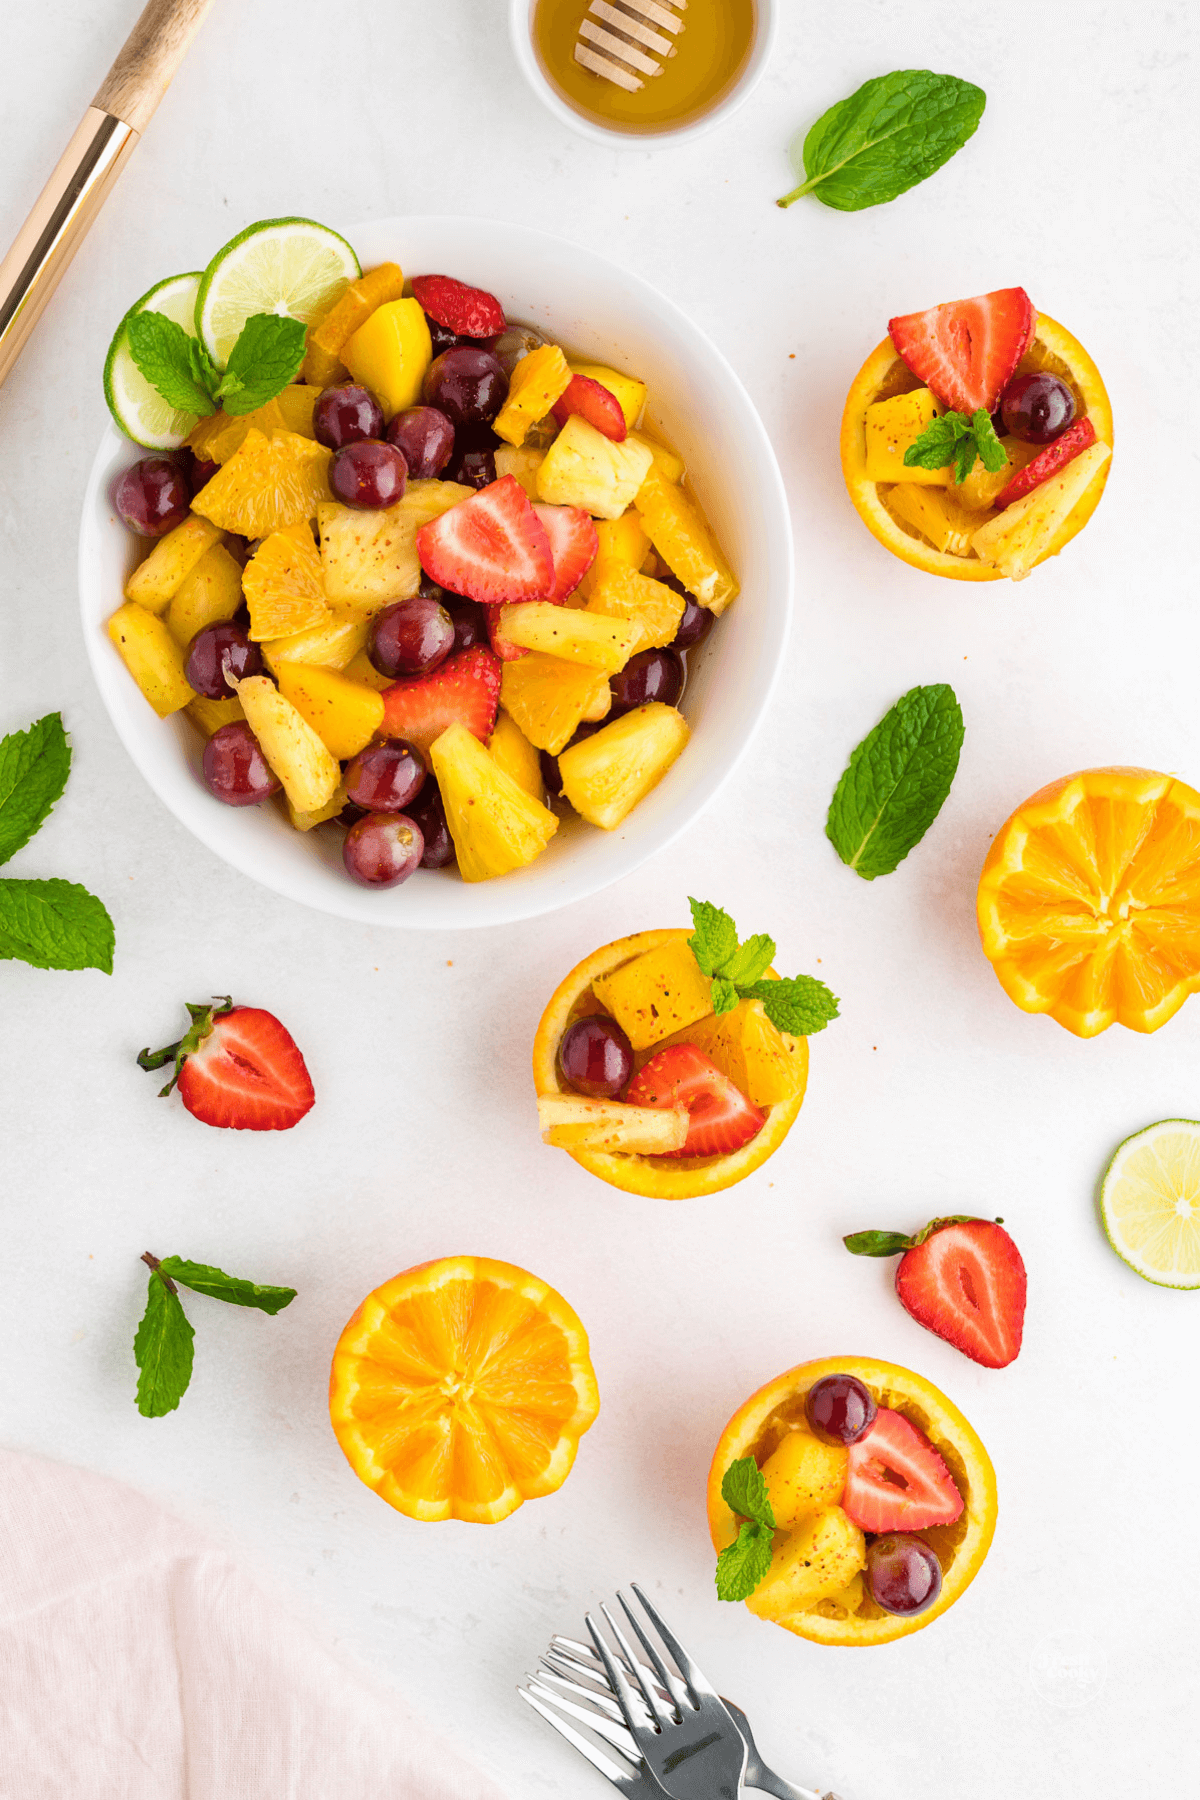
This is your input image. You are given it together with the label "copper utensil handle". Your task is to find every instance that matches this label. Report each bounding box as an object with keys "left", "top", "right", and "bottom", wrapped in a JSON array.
[{"left": 0, "top": 0, "right": 219, "bottom": 389}]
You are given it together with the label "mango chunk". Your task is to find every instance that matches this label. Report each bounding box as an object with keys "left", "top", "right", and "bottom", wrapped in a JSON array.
[
  {"left": 235, "top": 675, "right": 340, "bottom": 814},
  {"left": 107, "top": 602, "right": 195, "bottom": 717},
  {"left": 568, "top": 361, "right": 647, "bottom": 430},
  {"left": 656, "top": 995, "right": 807, "bottom": 1108},
  {"left": 166, "top": 542, "right": 244, "bottom": 645},
  {"left": 275, "top": 663, "right": 385, "bottom": 760},
  {"left": 494, "top": 345, "right": 572, "bottom": 447},
  {"left": 864, "top": 388, "right": 950, "bottom": 485},
  {"left": 760, "top": 1429, "right": 848, "bottom": 1526},
  {"left": 635, "top": 466, "right": 737, "bottom": 613},
  {"left": 745, "top": 1507, "right": 866, "bottom": 1622},
  {"left": 124, "top": 516, "right": 224, "bottom": 615},
  {"left": 591, "top": 939, "right": 712, "bottom": 1052},
  {"left": 303, "top": 262, "right": 405, "bottom": 388},
  {"left": 970, "top": 440, "right": 1111, "bottom": 580},
  {"left": 539, "top": 415, "right": 653, "bottom": 521},
  {"left": 342, "top": 297, "right": 432, "bottom": 419}
]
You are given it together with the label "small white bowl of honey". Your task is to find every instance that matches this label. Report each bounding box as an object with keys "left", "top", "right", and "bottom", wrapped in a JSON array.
[{"left": 510, "top": 0, "right": 776, "bottom": 148}]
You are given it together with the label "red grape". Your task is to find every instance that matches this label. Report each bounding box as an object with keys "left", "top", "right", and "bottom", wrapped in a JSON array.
[
  {"left": 344, "top": 739, "right": 426, "bottom": 811},
  {"left": 558, "top": 1015, "right": 634, "bottom": 1099},
  {"left": 330, "top": 440, "right": 407, "bottom": 509},
  {"left": 387, "top": 405, "right": 455, "bottom": 477},
  {"left": 314, "top": 383, "right": 385, "bottom": 450},
  {"left": 369, "top": 596, "right": 455, "bottom": 678},
  {"left": 342, "top": 812, "right": 424, "bottom": 887},
  {"left": 442, "top": 596, "right": 487, "bottom": 652},
  {"left": 186, "top": 622, "right": 262, "bottom": 699},
  {"left": 492, "top": 324, "right": 549, "bottom": 376},
  {"left": 609, "top": 647, "right": 683, "bottom": 715},
  {"left": 671, "top": 591, "right": 713, "bottom": 650},
  {"left": 201, "top": 722, "right": 279, "bottom": 806},
  {"left": 406, "top": 780, "right": 455, "bottom": 867},
  {"left": 805, "top": 1375, "right": 876, "bottom": 1446},
  {"left": 444, "top": 436, "right": 496, "bottom": 490},
  {"left": 114, "top": 457, "right": 190, "bottom": 536},
  {"left": 422, "top": 347, "right": 507, "bottom": 426},
  {"left": 866, "top": 1535, "right": 943, "bottom": 1616},
  {"left": 1000, "top": 372, "right": 1076, "bottom": 445}
]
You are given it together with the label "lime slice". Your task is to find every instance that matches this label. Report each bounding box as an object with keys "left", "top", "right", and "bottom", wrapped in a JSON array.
[
  {"left": 196, "top": 217, "right": 360, "bottom": 369},
  {"left": 103, "top": 272, "right": 203, "bottom": 449},
  {"left": 1099, "top": 1119, "right": 1200, "bottom": 1288}
]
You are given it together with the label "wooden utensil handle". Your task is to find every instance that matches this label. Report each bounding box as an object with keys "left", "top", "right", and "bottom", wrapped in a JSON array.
[{"left": 93, "top": 0, "right": 219, "bottom": 134}]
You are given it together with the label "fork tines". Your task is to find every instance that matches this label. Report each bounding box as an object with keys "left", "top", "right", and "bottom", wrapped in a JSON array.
[{"left": 575, "top": 0, "right": 686, "bottom": 93}]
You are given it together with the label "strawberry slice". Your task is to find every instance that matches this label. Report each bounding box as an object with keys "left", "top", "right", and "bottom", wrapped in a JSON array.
[
  {"left": 888, "top": 288, "right": 1036, "bottom": 415},
  {"left": 379, "top": 644, "right": 501, "bottom": 755},
  {"left": 138, "top": 997, "right": 314, "bottom": 1132},
  {"left": 486, "top": 607, "right": 527, "bottom": 663},
  {"left": 626, "top": 1044, "right": 764, "bottom": 1158},
  {"left": 410, "top": 274, "right": 506, "bottom": 339},
  {"left": 534, "top": 504, "right": 599, "bottom": 602},
  {"left": 895, "top": 1219, "right": 1027, "bottom": 1367},
  {"left": 551, "top": 374, "right": 627, "bottom": 443},
  {"left": 994, "top": 417, "right": 1096, "bottom": 510},
  {"left": 842, "top": 1409, "right": 964, "bottom": 1533},
  {"left": 416, "top": 475, "right": 553, "bottom": 605}
]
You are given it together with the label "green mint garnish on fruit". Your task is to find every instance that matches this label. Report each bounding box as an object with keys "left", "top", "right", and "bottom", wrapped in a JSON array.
[
  {"left": 825, "top": 684, "right": 964, "bottom": 880},
  {"left": 777, "top": 69, "right": 986, "bottom": 211},
  {"left": 716, "top": 1456, "right": 776, "bottom": 1602},
  {"left": 687, "top": 898, "right": 840, "bottom": 1034},
  {"left": 904, "top": 408, "right": 1007, "bottom": 484},
  {"left": 126, "top": 310, "right": 307, "bottom": 428},
  {"left": 0, "top": 714, "right": 114, "bottom": 974},
  {"left": 134, "top": 1252, "right": 297, "bottom": 1417}
]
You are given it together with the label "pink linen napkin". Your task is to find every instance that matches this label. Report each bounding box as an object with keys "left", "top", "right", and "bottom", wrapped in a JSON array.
[{"left": 0, "top": 1448, "right": 508, "bottom": 1800}]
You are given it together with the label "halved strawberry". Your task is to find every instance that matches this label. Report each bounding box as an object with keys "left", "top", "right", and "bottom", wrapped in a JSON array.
[
  {"left": 410, "top": 274, "right": 506, "bottom": 339},
  {"left": 138, "top": 997, "right": 314, "bottom": 1132},
  {"left": 994, "top": 417, "right": 1096, "bottom": 510},
  {"left": 379, "top": 644, "right": 501, "bottom": 755},
  {"left": 551, "top": 374, "right": 627, "bottom": 443},
  {"left": 842, "top": 1409, "right": 963, "bottom": 1533},
  {"left": 888, "top": 288, "right": 1036, "bottom": 416},
  {"left": 533, "top": 504, "right": 599, "bottom": 602},
  {"left": 895, "top": 1220, "right": 1027, "bottom": 1367},
  {"left": 416, "top": 475, "right": 553, "bottom": 605},
  {"left": 626, "top": 1044, "right": 764, "bottom": 1158}
]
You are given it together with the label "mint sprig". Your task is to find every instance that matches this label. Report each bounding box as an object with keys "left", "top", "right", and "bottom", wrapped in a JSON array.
[
  {"left": 778, "top": 70, "right": 986, "bottom": 212},
  {"left": 125, "top": 309, "right": 307, "bottom": 432},
  {"left": 904, "top": 407, "right": 1008, "bottom": 484},
  {"left": 826, "top": 684, "right": 964, "bottom": 880},
  {"left": 688, "top": 899, "right": 840, "bottom": 1036},
  {"left": 716, "top": 1456, "right": 776, "bottom": 1602},
  {"left": 134, "top": 1252, "right": 297, "bottom": 1417},
  {"left": 0, "top": 715, "right": 113, "bottom": 974}
]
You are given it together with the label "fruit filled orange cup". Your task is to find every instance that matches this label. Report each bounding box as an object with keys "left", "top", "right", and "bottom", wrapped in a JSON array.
[
  {"left": 532, "top": 903, "right": 838, "bottom": 1199},
  {"left": 841, "top": 286, "right": 1112, "bottom": 581},
  {"left": 707, "top": 1357, "right": 997, "bottom": 1645}
]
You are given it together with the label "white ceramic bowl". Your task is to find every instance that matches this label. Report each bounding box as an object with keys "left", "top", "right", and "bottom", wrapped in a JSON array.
[
  {"left": 80, "top": 215, "right": 792, "bottom": 928},
  {"left": 509, "top": 0, "right": 777, "bottom": 151}
]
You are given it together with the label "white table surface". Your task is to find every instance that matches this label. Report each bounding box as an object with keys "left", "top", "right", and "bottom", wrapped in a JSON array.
[{"left": 2, "top": 4, "right": 1197, "bottom": 1797}]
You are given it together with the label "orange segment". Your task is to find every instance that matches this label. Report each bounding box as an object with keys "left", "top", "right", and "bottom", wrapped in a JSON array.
[
  {"left": 192, "top": 428, "right": 332, "bottom": 537},
  {"left": 978, "top": 767, "right": 1200, "bottom": 1035},
  {"left": 329, "top": 1256, "right": 599, "bottom": 1523}
]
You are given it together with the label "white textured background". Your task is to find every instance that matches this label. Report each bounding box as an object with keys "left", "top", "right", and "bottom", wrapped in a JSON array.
[{"left": 1, "top": 3, "right": 1197, "bottom": 1797}]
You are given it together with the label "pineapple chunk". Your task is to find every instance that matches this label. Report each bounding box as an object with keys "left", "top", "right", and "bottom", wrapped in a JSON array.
[
  {"left": 497, "top": 602, "right": 642, "bottom": 672},
  {"left": 318, "top": 481, "right": 473, "bottom": 616},
  {"left": 760, "top": 1429, "right": 848, "bottom": 1526},
  {"left": 656, "top": 996, "right": 807, "bottom": 1108},
  {"left": 124, "top": 516, "right": 224, "bottom": 615},
  {"left": 430, "top": 721, "right": 558, "bottom": 882},
  {"left": 242, "top": 528, "right": 330, "bottom": 641},
  {"left": 558, "top": 701, "right": 689, "bottom": 830},
  {"left": 818, "top": 1574, "right": 866, "bottom": 1618},
  {"left": 275, "top": 663, "right": 384, "bottom": 759},
  {"left": 185, "top": 695, "right": 244, "bottom": 738},
  {"left": 863, "top": 388, "right": 949, "bottom": 485},
  {"left": 970, "top": 440, "right": 1111, "bottom": 580},
  {"left": 191, "top": 429, "right": 332, "bottom": 537},
  {"left": 260, "top": 615, "right": 367, "bottom": 675},
  {"left": 635, "top": 466, "right": 738, "bottom": 613},
  {"left": 343, "top": 648, "right": 393, "bottom": 693},
  {"left": 302, "top": 262, "right": 405, "bottom": 388},
  {"left": 186, "top": 386, "right": 320, "bottom": 465},
  {"left": 285, "top": 781, "right": 347, "bottom": 831},
  {"left": 107, "top": 602, "right": 195, "bottom": 717},
  {"left": 587, "top": 565, "right": 684, "bottom": 649},
  {"left": 627, "top": 430, "right": 684, "bottom": 484},
  {"left": 234, "top": 675, "right": 340, "bottom": 813},
  {"left": 537, "top": 1095, "right": 688, "bottom": 1154},
  {"left": 166, "top": 543, "right": 244, "bottom": 645},
  {"left": 745, "top": 1507, "right": 866, "bottom": 1622},
  {"left": 495, "top": 444, "right": 546, "bottom": 499},
  {"left": 493, "top": 345, "right": 572, "bottom": 447},
  {"left": 591, "top": 939, "right": 712, "bottom": 1052},
  {"left": 567, "top": 360, "right": 646, "bottom": 430},
  {"left": 341, "top": 298, "right": 432, "bottom": 418},
  {"left": 886, "top": 484, "right": 976, "bottom": 557},
  {"left": 488, "top": 709, "right": 545, "bottom": 803},
  {"left": 538, "top": 415, "right": 653, "bottom": 521},
  {"left": 500, "top": 653, "right": 611, "bottom": 754}
]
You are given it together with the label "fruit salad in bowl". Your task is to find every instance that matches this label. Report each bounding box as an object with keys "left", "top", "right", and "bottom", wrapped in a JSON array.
[
  {"left": 841, "top": 286, "right": 1112, "bottom": 581},
  {"left": 81, "top": 216, "right": 791, "bottom": 927}
]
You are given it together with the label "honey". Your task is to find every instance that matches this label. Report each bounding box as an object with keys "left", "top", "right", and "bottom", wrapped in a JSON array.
[{"left": 531, "top": 0, "right": 757, "bottom": 134}]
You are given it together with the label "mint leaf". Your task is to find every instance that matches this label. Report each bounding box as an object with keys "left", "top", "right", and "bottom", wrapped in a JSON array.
[
  {"left": 188, "top": 334, "right": 221, "bottom": 396},
  {"left": 159, "top": 1257, "right": 296, "bottom": 1314},
  {"left": 903, "top": 412, "right": 969, "bottom": 471},
  {"left": 710, "top": 975, "right": 740, "bottom": 1015},
  {"left": 971, "top": 407, "right": 1008, "bottom": 473},
  {"left": 716, "top": 1521, "right": 775, "bottom": 1602},
  {"left": 0, "top": 713, "right": 70, "bottom": 866},
  {"left": 687, "top": 897, "right": 737, "bottom": 977},
  {"left": 750, "top": 975, "right": 840, "bottom": 1036},
  {"left": 126, "top": 311, "right": 215, "bottom": 418},
  {"left": 134, "top": 1270, "right": 195, "bottom": 1417},
  {"left": 721, "top": 1455, "right": 775, "bottom": 1525},
  {"left": 953, "top": 428, "right": 978, "bottom": 485},
  {"left": 723, "top": 932, "right": 775, "bottom": 989},
  {"left": 826, "top": 684, "right": 965, "bottom": 880},
  {"left": 0, "top": 879, "right": 114, "bottom": 972},
  {"left": 778, "top": 70, "right": 986, "bottom": 211},
  {"left": 216, "top": 314, "right": 307, "bottom": 416}
]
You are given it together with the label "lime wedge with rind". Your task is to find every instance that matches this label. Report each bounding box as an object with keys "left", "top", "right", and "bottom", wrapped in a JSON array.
[
  {"left": 1099, "top": 1118, "right": 1200, "bottom": 1289},
  {"left": 103, "top": 271, "right": 203, "bottom": 448},
  {"left": 196, "top": 217, "right": 360, "bottom": 369}
]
